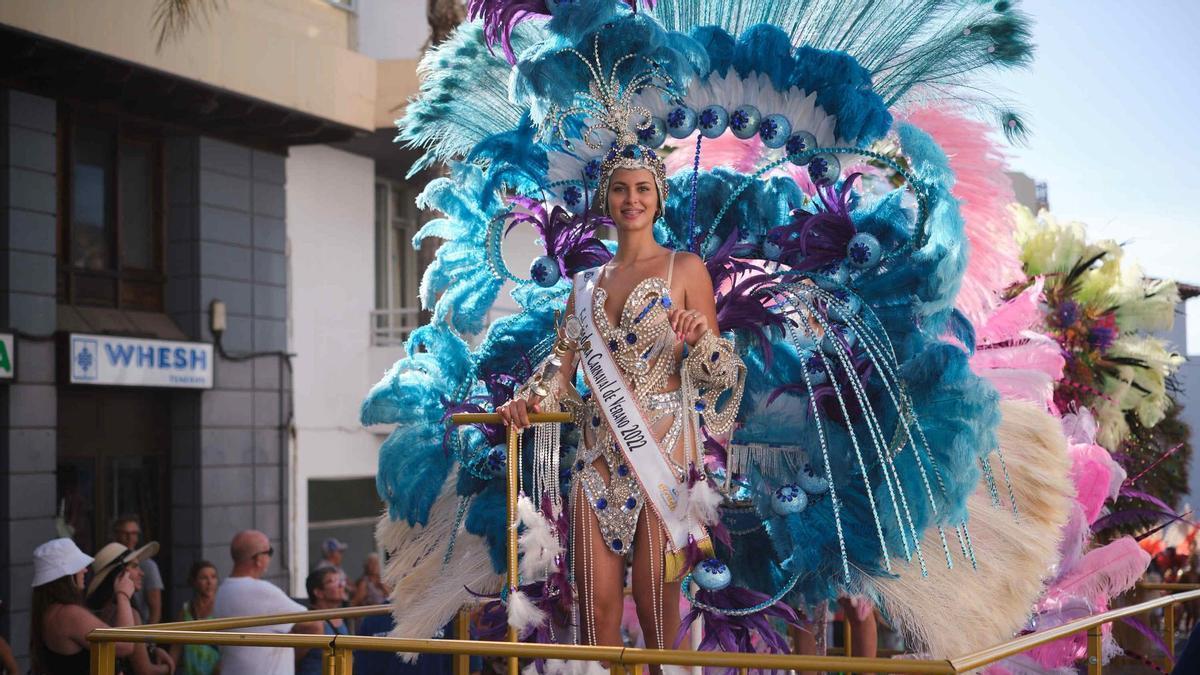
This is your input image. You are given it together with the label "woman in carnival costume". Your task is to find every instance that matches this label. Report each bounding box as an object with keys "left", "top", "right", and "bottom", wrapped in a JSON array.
[{"left": 364, "top": 0, "right": 1077, "bottom": 668}]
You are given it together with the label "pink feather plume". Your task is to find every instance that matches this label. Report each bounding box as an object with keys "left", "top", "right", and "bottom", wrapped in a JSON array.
[
  {"left": 901, "top": 106, "right": 1025, "bottom": 326},
  {"left": 969, "top": 282, "right": 1066, "bottom": 408}
]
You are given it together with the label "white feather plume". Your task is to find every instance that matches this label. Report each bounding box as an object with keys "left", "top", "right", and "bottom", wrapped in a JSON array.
[
  {"left": 518, "top": 494, "right": 564, "bottom": 582},
  {"left": 507, "top": 588, "right": 548, "bottom": 635},
  {"left": 543, "top": 660, "right": 610, "bottom": 675},
  {"left": 688, "top": 478, "right": 724, "bottom": 527},
  {"left": 376, "top": 475, "right": 503, "bottom": 649}
]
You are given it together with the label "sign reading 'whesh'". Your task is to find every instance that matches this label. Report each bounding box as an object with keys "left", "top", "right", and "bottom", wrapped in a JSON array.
[{"left": 70, "top": 334, "right": 214, "bottom": 389}]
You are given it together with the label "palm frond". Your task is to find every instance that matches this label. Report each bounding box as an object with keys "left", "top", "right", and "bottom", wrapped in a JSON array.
[{"left": 153, "top": 0, "right": 224, "bottom": 51}]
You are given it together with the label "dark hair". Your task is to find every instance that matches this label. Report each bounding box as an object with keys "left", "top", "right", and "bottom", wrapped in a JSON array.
[
  {"left": 305, "top": 567, "right": 337, "bottom": 604},
  {"left": 30, "top": 575, "right": 84, "bottom": 672},
  {"left": 188, "top": 560, "right": 218, "bottom": 586},
  {"left": 85, "top": 565, "right": 121, "bottom": 613}
]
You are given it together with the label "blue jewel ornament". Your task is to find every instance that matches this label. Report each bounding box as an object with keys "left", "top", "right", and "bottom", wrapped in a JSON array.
[
  {"left": 607, "top": 339, "right": 618, "bottom": 352},
  {"left": 591, "top": 415, "right": 601, "bottom": 427},
  {"left": 729, "top": 105, "right": 761, "bottom": 139},
  {"left": 486, "top": 446, "right": 506, "bottom": 473},
  {"left": 847, "top": 232, "right": 882, "bottom": 269},
  {"left": 562, "top": 185, "right": 584, "bottom": 208},
  {"left": 698, "top": 105, "right": 728, "bottom": 139},
  {"left": 638, "top": 118, "right": 667, "bottom": 149},
  {"left": 611, "top": 539, "right": 623, "bottom": 551},
  {"left": 785, "top": 131, "right": 818, "bottom": 164},
  {"left": 821, "top": 324, "right": 856, "bottom": 355},
  {"left": 617, "top": 464, "right": 629, "bottom": 477},
  {"left": 583, "top": 158, "right": 602, "bottom": 185},
  {"left": 799, "top": 461, "right": 830, "bottom": 495},
  {"left": 759, "top": 114, "right": 792, "bottom": 148},
  {"left": 808, "top": 153, "right": 841, "bottom": 185},
  {"left": 660, "top": 295, "right": 672, "bottom": 309},
  {"left": 666, "top": 105, "right": 696, "bottom": 138},
  {"left": 575, "top": 459, "right": 585, "bottom": 471},
  {"left": 529, "top": 255, "right": 561, "bottom": 287},
  {"left": 694, "top": 399, "right": 706, "bottom": 412},
  {"left": 693, "top": 558, "right": 732, "bottom": 591},
  {"left": 624, "top": 332, "right": 637, "bottom": 345},
  {"left": 772, "top": 485, "right": 808, "bottom": 515},
  {"left": 828, "top": 293, "right": 862, "bottom": 323},
  {"left": 596, "top": 497, "right": 608, "bottom": 510},
  {"left": 624, "top": 496, "right": 636, "bottom": 510},
  {"left": 800, "top": 350, "right": 828, "bottom": 386}
]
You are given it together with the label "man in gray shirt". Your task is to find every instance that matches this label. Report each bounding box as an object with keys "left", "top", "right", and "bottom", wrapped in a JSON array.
[{"left": 112, "top": 514, "right": 164, "bottom": 623}]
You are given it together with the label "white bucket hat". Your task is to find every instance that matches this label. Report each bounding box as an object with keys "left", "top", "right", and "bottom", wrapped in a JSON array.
[{"left": 32, "top": 538, "right": 94, "bottom": 588}]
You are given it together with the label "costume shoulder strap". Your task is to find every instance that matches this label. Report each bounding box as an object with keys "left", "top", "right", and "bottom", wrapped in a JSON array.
[{"left": 666, "top": 249, "right": 676, "bottom": 289}]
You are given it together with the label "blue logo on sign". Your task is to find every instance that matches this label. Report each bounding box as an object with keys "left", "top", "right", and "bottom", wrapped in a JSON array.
[{"left": 72, "top": 338, "right": 99, "bottom": 381}]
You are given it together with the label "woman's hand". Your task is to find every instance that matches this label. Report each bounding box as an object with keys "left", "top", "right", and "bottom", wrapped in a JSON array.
[
  {"left": 496, "top": 396, "right": 542, "bottom": 431},
  {"left": 114, "top": 569, "right": 135, "bottom": 601},
  {"left": 152, "top": 647, "right": 175, "bottom": 674},
  {"left": 668, "top": 307, "right": 709, "bottom": 347}
]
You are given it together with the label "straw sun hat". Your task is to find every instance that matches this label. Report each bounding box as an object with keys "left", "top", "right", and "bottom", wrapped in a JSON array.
[{"left": 86, "top": 541, "right": 159, "bottom": 598}]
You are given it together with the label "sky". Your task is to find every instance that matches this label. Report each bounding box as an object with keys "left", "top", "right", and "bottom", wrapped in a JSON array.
[{"left": 1001, "top": 1, "right": 1200, "bottom": 351}]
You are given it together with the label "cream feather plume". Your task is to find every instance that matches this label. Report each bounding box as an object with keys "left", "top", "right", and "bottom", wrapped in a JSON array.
[{"left": 868, "top": 400, "right": 1074, "bottom": 658}]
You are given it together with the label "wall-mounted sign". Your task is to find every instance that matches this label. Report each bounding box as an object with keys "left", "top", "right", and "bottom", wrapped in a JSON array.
[
  {"left": 69, "top": 334, "right": 213, "bottom": 389},
  {"left": 0, "top": 333, "right": 12, "bottom": 380}
]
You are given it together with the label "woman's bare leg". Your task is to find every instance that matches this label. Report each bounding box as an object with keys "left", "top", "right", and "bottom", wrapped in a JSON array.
[
  {"left": 572, "top": 480, "right": 626, "bottom": 649},
  {"left": 631, "top": 506, "right": 682, "bottom": 675}
]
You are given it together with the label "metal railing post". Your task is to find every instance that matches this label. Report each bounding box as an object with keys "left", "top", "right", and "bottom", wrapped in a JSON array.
[
  {"left": 1164, "top": 602, "right": 1176, "bottom": 669},
  {"left": 843, "top": 613, "right": 853, "bottom": 658},
  {"left": 454, "top": 608, "right": 471, "bottom": 675},
  {"left": 1087, "top": 626, "right": 1102, "bottom": 675},
  {"left": 507, "top": 422, "right": 521, "bottom": 675},
  {"left": 333, "top": 643, "right": 354, "bottom": 675},
  {"left": 322, "top": 647, "right": 336, "bottom": 675},
  {"left": 90, "top": 640, "right": 117, "bottom": 675}
]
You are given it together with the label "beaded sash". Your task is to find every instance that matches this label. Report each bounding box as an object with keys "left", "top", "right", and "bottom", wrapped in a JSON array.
[{"left": 573, "top": 267, "right": 710, "bottom": 573}]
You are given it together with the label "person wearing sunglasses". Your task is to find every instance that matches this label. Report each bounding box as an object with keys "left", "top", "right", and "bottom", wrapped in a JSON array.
[{"left": 213, "top": 530, "right": 320, "bottom": 675}]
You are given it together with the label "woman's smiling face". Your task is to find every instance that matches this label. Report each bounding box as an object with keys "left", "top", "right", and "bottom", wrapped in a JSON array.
[{"left": 607, "top": 168, "right": 659, "bottom": 232}]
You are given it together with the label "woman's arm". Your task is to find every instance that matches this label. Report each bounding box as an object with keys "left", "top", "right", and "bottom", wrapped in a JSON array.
[
  {"left": 64, "top": 605, "right": 136, "bottom": 658},
  {"left": 351, "top": 578, "right": 368, "bottom": 606},
  {"left": 668, "top": 252, "right": 720, "bottom": 345},
  {"left": 498, "top": 296, "right": 579, "bottom": 430},
  {"left": 669, "top": 252, "right": 746, "bottom": 436},
  {"left": 0, "top": 636, "right": 19, "bottom": 675}
]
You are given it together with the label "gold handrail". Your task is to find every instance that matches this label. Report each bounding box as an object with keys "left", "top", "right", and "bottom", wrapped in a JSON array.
[
  {"left": 88, "top": 628, "right": 955, "bottom": 674},
  {"left": 451, "top": 411, "right": 570, "bottom": 674},
  {"left": 110, "top": 604, "right": 392, "bottom": 633},
  {"left": 87, "top": 584, "right": 1200, "bottom": 674}
]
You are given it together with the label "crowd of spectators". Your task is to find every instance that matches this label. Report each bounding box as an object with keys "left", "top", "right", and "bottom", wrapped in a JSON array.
[{"left": 15, "top": 517, "right": 417, "bottom": 675}]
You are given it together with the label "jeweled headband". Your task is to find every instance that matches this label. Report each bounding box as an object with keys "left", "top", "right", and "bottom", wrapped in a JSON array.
[
  {"left": 595, "top": 142, "right": 668, "bottom": 218},
  {"left": 541, "top": 35, "right": 676, "bottom": 219}
]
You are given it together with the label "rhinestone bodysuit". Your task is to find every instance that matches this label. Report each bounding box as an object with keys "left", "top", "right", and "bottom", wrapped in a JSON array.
[{"left": 566, "top": 261, "right": 686, "bottom": 556}]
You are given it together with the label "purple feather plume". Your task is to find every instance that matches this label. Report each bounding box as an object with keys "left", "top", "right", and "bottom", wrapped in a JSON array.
[
  {"left": 768, "top": 350, "right": 875, "bottom": 426},
  {"left": 505, "top": 196, "right": 613, "bottom": 278},
  {"left": 675, "top": 585, "right": 801, "bottom": 669},
  {"left": 705, "top": 229, "right": 787, "bottom": 365},
  {"left": 766, "top": 174, "right": 861, "bottom": 272},
  {"left": 466, "top": 0, "right": 551, "bottom": 65}
]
